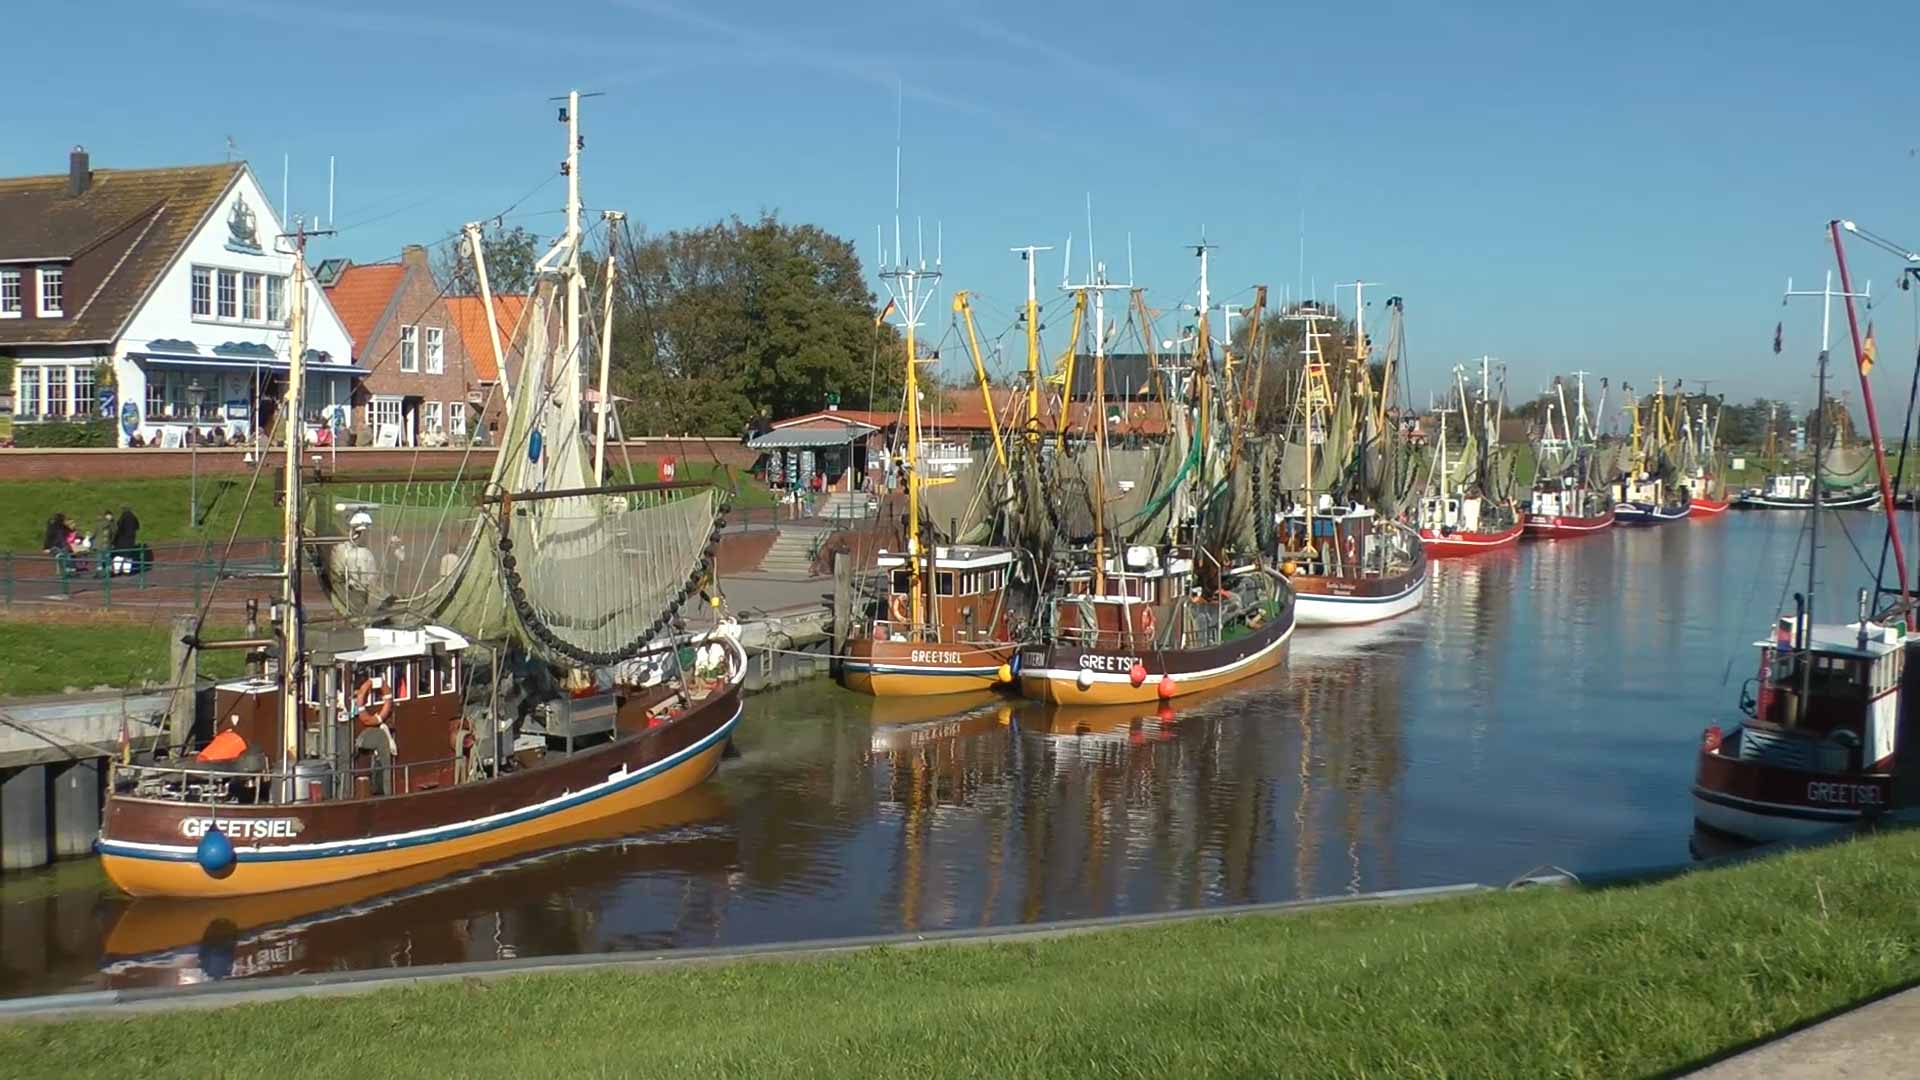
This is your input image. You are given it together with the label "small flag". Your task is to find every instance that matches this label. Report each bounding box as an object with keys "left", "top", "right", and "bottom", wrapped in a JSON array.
[
  {"left": 874, "top": 297, "right": 897, "bottom": 327},
  {"left": 1773, "top": 322, "right": 1783, "bottom": 355},
  {"left": 1862, "top": 322, "right": 1877, "bottom": 374}
]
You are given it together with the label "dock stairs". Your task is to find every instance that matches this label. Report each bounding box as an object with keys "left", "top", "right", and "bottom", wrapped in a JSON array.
[{"left": 758, "top": 527, "right": 826, "bottom": 577}]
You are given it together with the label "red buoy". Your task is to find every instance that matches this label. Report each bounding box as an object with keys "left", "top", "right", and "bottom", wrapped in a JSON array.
[
  {"left": 1129, "top": 662, "right": 1148, "bottom": 688},
  {"left": 1157, "top": 674, "right": 1176, "bottom": 700},
  {"left": 1702, "top": 725, "right": 1723, "bottom": 752}
]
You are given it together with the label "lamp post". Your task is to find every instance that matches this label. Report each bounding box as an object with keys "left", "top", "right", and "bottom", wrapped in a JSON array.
[{"left": 187, "top": 378, "right": 207, "bottom": 526}]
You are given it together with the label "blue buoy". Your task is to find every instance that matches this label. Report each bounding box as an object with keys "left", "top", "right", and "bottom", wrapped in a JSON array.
[
  {"left": 196, "top": 826, "right": 235, "bottom": 877},
  {"left": 528, "top": 429, "right": 544, "bottom": 463},
  {"left": 1009, "top": 651, "right": 1022, "bottom": 677}
]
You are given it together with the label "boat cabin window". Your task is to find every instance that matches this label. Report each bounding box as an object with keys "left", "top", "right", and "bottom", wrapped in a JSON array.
[
  {"left": 891, "top": 569, "right": 910, "bottom": 594},
  {"left": 437, "top": 653, "right": 459, "bottom": 695},
  {"left": 936, "top": 572, "right": 955, "bottom": 597},
  {"left": 391, "top": 660, "right": 414, "bottom": 701}
]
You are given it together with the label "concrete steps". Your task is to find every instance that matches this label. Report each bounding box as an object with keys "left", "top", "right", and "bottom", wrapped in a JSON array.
[{"left": 756, "top": 529, "right": 824, "bottom": 577}]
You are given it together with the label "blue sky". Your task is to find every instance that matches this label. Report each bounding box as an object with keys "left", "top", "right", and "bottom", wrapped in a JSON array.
[{"left": 8, "top": 0, "right": 1917, "bottom": 416}]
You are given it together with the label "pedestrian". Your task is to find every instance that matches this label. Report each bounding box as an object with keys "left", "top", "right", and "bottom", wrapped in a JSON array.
[{"left": 89, "top": 511, "right": 114, "bottom": 577}]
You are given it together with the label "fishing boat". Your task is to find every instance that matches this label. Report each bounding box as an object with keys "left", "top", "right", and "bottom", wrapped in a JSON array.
[
  {"left": 97, "top": 94, "right": 746, "bottom": 899},
  {"left": 1733, "top": 473, "right": 1880, "bottom": 511},
  {"left": 837, "top": 203, "right": 1025, "bottom": 696},
  {"left": 1278, "top": 294, "right": 1427, "bottom": 624},
  {"left": 1694, "top": 228, "right": 1916, "bottom": 844},
  {"left": 1734, "top": 399, "right": 1880, "bottom": 510},
  {"left": 1018, "top": 241, "right": 1295, "bottom": 704},
  {"left": 1416, "top": 359, "right": 1525, "bottom": 556},
  {"left": 1612, "top": 378, "right": 1691, "bottom": 525},
  {"left": 1674, "top": 390, "right": 1731, "bottom": 516},
  {"left": 1523, "top": 373, "right": 1616, "bottom": 538}
]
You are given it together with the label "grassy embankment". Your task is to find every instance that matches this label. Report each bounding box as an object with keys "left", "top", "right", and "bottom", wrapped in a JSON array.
[
  {"left": 0, "top": 461, "right": 770, "bottom": 553},
  {"left": 7, "top": 829, "right": 1920, "bottom": 1077},
  {"left": 0, "top": 613, "right": 246, "bottom": 698}
]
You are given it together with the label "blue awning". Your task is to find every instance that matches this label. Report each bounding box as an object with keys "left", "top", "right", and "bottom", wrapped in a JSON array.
[{"left": 130, "top": 351, "right": 369, "bottom": 376}]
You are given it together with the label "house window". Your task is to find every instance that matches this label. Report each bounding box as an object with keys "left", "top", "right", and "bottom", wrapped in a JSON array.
[
  {"left": 425, "top": 327, "right": 444, "bottom": 374},
  {"left": 16, "top": 368, "right": 41, "bottom": 419},
  {"left": 45, "top": 367, "right": 68, "bottom": 417},
  {"left": 265, "top": 275, "right": 284, "bottom": 322},
  {"left": 191, "top": 267, "right": 212, "bottom": 316},
  {"left": 242, "top": 273, "right": 263, "bottom": 321},
  {"left": 72, "top": 365, "right": 95, "bottom": 417},
  {"left": 369, "top": 395, "right": 403, "bottom": 433},
  {"left": 449, "top": 402, "right": 467, "bottom": 438},
  {"left": 399, "top": 325, "right": 418, "bottom": 372},
  {"left": 146, "top": 375, "right": 164, "bottom": 421},
  {"left": 1, "top": 269, "right": 22, "bottom": 316},
  {"left": 424, "top": 401, "right": 443, "bottom": 434},
  {"left": 217, "top": 270, "right": 238, "bottom": 319},
  {"left": 39, "top": 268, "right": 63, "bottom": 317},
  {"left": 443, "top": 655, "right": 460, "bottom": 695}
]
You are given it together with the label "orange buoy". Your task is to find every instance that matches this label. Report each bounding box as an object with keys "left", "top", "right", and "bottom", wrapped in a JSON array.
[
  {"left": 1129, "top": 661, "right": 1148, "bottom": 687},
  {"left": 1156, "top": 674, "right": 1176, "bottom": 700}
]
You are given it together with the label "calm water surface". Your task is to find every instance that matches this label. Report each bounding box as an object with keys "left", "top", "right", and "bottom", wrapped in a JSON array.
[{"left": 1, "top": 511, "right": 1890, "bottom": 996}]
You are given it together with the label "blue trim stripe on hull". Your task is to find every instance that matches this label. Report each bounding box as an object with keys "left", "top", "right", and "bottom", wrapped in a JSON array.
[{"left": 97, "top": 705, "right": 742, "bottom": 865}]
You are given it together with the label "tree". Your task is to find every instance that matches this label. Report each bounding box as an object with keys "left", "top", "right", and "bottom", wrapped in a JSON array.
[
  {"left": 605, "top": 214, "right": 900, "bottom": 435},
  {"left": 433, "top": 224, "right": 541, "bottom": 297}
]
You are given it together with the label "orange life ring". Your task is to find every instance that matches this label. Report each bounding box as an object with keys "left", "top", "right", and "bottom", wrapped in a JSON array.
[
  {"left": 1140, "top": 607, "right": 1156, "bottom": 640},
  {"left": 1343, "top": 534, "right": 1357, "bottom": 562},
  {"left": 888, "top": 593, "right": 909, "bottom": 623},
  {"left": 354, "top": 677, "right": 393, "bottom": 729}
]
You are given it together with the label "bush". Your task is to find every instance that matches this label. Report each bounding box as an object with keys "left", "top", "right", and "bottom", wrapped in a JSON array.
[{"left": 12, "top": 419, "right": 117, "bottom": 448}]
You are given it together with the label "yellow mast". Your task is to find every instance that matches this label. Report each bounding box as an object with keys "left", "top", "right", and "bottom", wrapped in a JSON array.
[
  {"left": 1092, "top": 314, "right": 1108, "bottom": 595},
  {"left": 1053, "top": 292, "right": 1086, "bottom": 452},
  {"left": 952, "top": 291, "right": 1008, "bottom": 473},
  {"left": 904, "top": 299, "right": 924, "bottom": 632},
  {"left": 1014, "top": 244, "right": 1050, "bottom": 444}
]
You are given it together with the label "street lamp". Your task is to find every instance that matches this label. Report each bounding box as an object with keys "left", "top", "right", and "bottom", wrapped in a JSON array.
[{"left": 187, "top": 378, "right": 207, "bottom": 526}]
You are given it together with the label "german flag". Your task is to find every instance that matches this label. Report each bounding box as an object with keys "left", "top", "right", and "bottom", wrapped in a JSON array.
[
  {"left": 1862, "top": 322, "right": 1877, "bottom": 375},
  {"left": 874, "top": 297, "right": 897, "bottom": 327}
]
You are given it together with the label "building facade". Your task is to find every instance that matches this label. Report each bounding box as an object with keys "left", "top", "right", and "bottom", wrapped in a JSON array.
[
  {"left": 320, "top": 247, "right": 517, "bottom": 446},
  {"left": 0, "top": 150, "right": 357, "bottom": 446}
]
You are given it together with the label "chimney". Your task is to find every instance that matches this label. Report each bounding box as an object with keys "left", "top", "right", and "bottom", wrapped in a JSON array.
[{"left": 67, "top": 146, "right": 91, "bottom": 197}]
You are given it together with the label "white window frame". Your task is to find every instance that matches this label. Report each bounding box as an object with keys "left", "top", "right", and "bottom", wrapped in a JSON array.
[
  {"left": 1, "top": 268, "right": 22, "bottom": 317},
  {"left": 449, "top": 401, "right": 467, "bottom": 438},
  {"left": 16, "top": 366, "right": 42, "bottom": 418},
  {"left": 242, "top": 272, "right": 263, "bottom": 321},
  {"left": 424, "top": 400, "right": 444, "bottom": 434},
  {"left": 369, "top": 395, "right": 403, "bottom": 432},
  {"left": 425, "top": 326, "right": 444, "bottom": 374},
  {"left": 39, "top": 267, "right": 63, "bottom": 317},
  {"left": 191, "top": 266, "right": 212, "bottom": 317},
  {"left": 72, "top": 365, "right": 96, "bottom": 418},
  {"left": 217, "top": 270, "right": 238, "bottom": 319},
  {"left": 265, "top": 275, "right": 285, "bottom": 322},
  {"left": 399, "top": 325, "right": 418, "bottom": 372},
  {"left": 45, "top": 366, "right": 69, "bottom": 417}
]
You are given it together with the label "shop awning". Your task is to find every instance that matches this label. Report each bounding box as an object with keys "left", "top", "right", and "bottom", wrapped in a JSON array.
[
  {"left": 748, "top": 425, "right": 875, "bottom": 450},
  {"left": 130, "top": 351, "right": 369, "bottom": 376}
]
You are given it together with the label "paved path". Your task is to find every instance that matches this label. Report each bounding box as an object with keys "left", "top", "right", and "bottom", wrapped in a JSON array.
[{"left": 1691, "top": 986, "right": 1920, "bottom": 1078}]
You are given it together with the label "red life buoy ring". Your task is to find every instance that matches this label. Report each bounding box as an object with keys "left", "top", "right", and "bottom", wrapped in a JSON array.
[
  {"left": 1344, "top": 534, "right": 1357, "bottom": 562},
  {"left": 888, "top": 593, "right": 909, "bottom": 623},
  {"left": 1140, "top": 607, "right": 1156, "bottom": 640}
]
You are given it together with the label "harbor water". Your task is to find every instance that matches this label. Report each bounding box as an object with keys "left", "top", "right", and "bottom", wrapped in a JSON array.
[{"left": 0, "top": 510, "right": 1894, "bottom": 996}]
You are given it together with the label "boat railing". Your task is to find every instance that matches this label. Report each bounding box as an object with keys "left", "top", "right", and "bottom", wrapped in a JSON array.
[{"left": 111, "top": 747, "right": 476, "bottom": 806}]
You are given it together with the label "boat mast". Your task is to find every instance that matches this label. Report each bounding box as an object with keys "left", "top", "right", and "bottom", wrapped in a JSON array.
[
  {"left": 279, "top": 226, "right": 311, "bottom": 777},
  {"left": 879, "top": 195, "right": 939, "bottom": 634},
  {"left": 1572, "top": 369, "right": 1591, "bottom": 443},
  {"left": 593, "top": 210, "right": 624, "bottom": 482},
  {"left": 1066, "top": 226, "right": 1130, "bottom": 593},
  {"left": 1829, "top": 220, "right": 1909, "bottom": 617},
  {"left": 1014, "top": 244, "right": 1051, "bottom": 443},
  {"left": 564, "top": 91, "right": 583, "bottom": 440}
]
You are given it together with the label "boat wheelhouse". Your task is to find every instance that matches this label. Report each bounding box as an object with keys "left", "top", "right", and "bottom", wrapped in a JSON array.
[
  {"left": 1524, "top": 475, "right": 1614, "bottom": 538},
  {"left": 1734, "top": 474, "right": 1879, "bottom": 510},
  {"left": 840, "top": 545, "right": 1023, "bottom": 695},
  {"left": 1613, "top": 471, "right": 1690, "bottom": 525},
  {"left": 1694, "top": 616, "right": 1911, "bottom": 843},
  {"left": 1017, "top": 547, "right": 1293, "bottom": 705},
  {"left": 1280, "top": 502, "right": 1426, "bottom": 626},
  {"left": 1416, "top": 492, "right": 1525, "bottom": 556}
]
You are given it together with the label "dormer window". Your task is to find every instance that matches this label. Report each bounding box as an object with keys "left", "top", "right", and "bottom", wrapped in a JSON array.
[{"left": 39, "top": 267, "right": 62, "bottom": 317}]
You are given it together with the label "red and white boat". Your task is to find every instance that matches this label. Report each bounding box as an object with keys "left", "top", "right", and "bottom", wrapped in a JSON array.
[
  {"left": 1415, "top": 360, "right": 1524, "bottom": 557},
  {"left": 1523, "top": 476, "right": 1614, "bottom": 539},
  {"left": 1417, "top": 494, "right": 1525, "bottom": 556}
]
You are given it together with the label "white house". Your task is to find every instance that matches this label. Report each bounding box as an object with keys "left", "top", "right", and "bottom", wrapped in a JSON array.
[{"left": 0, "top": 149, "right": 357, "bottom": 446}]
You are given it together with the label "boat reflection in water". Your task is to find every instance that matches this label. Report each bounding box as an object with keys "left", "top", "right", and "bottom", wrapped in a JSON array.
[{"left": 99, "top": 789, "right": 734, "bottom": 989}]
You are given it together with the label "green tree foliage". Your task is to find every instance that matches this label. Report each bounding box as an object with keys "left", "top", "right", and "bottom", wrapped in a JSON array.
[
  {"left": 605, "top": 214, "right": 900, "bottom": 435},
  {"left": 1716, "top": 398, "right": 1797, "bottom": 449},
  {"left": 1235, "top": 303, "right": 1358, "bottom": 434},
  {"left": 434, "top": 224, "right": 542, "bottom": 297}
]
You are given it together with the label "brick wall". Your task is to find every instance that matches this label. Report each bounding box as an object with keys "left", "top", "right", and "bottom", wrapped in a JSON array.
[{"left": 353, "top": 247, "right": 485, "bottom": 445}]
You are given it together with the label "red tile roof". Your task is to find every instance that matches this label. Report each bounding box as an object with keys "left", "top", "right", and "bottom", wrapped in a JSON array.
[
  {"left": 446, "top": 293, "right": 528, "bottom": 383},
  {"left": 321, "top": 262, "right": 406, "bottom": 356}
]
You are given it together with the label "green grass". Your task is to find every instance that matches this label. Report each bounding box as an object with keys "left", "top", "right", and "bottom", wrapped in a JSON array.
[
  {"left": 9, "top": 829, "right": 1920, "bottom": 1077},
  {"left": 0, "top": 616, "right": 245, "bottom": 698},
  {"left": 0, "top": 460, "right": 772, "bottom": 553}
]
